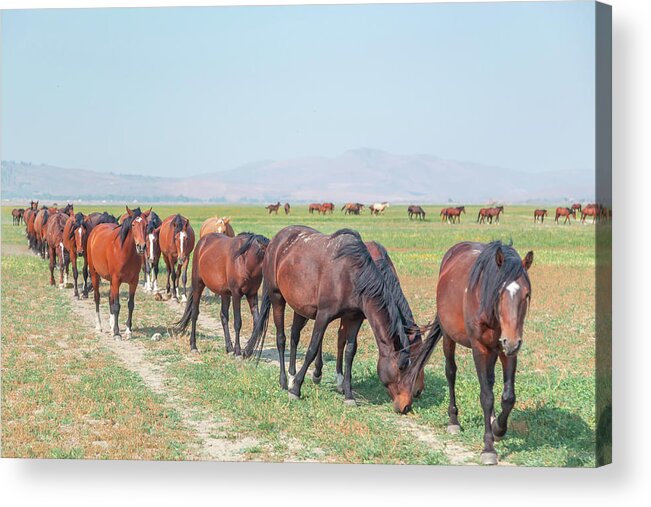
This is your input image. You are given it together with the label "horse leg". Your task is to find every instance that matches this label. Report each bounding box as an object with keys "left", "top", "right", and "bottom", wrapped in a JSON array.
[
  {"left": 164, "top": 256, "right": 172, "bottom": 296},
  {"left": 288, "top": 312, "right": 308, "bottom": 378},
  {"left": 335, "top": 320, "right": 347, "bottom": 393},
  {"left": 143, "top": 258, "right": 151, "bottom": 291},
  {"left": 72, "top": 253, "right": 80, "bottom": 298},
  {"left": 472, "top": 345, "right": 499, "bottom": 465},
  {"left": 271, "top": 294, "right": 289, "bottom": 390},
  {"left": 172, "top": 262, "right": 181, "bottom": 301},
  {"left": 180, "top": 257, "right": 190, "bottom": 302},
  {"left": 492, "top": 352, "right": 517, "bottom": 442},
  {"left": 91, "top": 269, "right": 102, "bottom": 331},
  {"left": 232, "top": 292, "right": 243, "bottom": 356},
  {"left": 443, "top": 335, "right": 461, "bottom": 433},
  {"left": 48, "top": 245, "right": 56, "bottom": 286},
  {"left": 220, "top": 294, "right": 233, "bottom": 353},
  {"left": 109, "top": 279, "right": 121, "bottom": 340},
  {"left": 342, "top": 316, "right": 364, "bottom": 406},
  {"left": 313, "top": 341, "right": 324, "bottom": 385},
  {"left": 288, "top": 312, "right": 332, "bottom": 401},
  {"left": 124, "top": 281, "right": 137, "bottom": 338},
  {"left": 188, "top": 280, "right": 205, "bottom": 352},
  {"left": 82, "top": 258, "right": 90, "bottom": 298},
  {"left": 152, "top": 259, "right": 160, "bottom": 292}
]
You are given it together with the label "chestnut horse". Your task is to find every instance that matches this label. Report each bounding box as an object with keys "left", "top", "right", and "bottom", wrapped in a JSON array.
[
  {"left": 266, "top": 202, "right": 281, "bottom": 215},
  {"left": 33, "top": 207, "right": 52, "bottom": 258},
  {"left": 142, "top": 211, "right": 163, "bottom": 292},
  {"left": 581, "top": 204, "right": 600, "bottom": 224},
  {"left": 86, "top": 206, "right": 150, "bottom": 339},
  {"left": 12, "top": 208, "right": 24, "bottom": 225},
  {"left": 320, "top": 202, "right": 335, "bottom": 214},
  {"left": 476, "top": 208, "right": 491, "bottom": 224},
  {"left": 342, "top": 203, "right": 364, "bottom": 215},
  {"left": 487, "top": 206, "right": 504, "bottom": 224},
  {"left": 24, "top": 201, "right": 39, "bottom": 253},
  {"left": 199, "top": 216, "right": 234, "bottom": 238},
  {"left": 243, "top": 226, "right": 441, "bottom": 413},
  {"left": 571, "top": 203, "right": 582, "bottom": 215},
  {"left": 555, "top": 207, "right": 575, "bottom": 224},
  {"left": 159, "top": 214, "right": 195, "bottom": 302},
  {"left": 436, "top": 241, "right": 533, "bottom": 465},
  {"left": 292, "top": 240, "right": 426, "bottom": 400},
  {"left": 64, "top": 211, "right": 118, "bottom": 298},
  {"left": 45, "top": 213, "right": 71, "bottom": 288},
  {"left": 308, "top": 203, "right": 322, "bottom": 214},
  {"left": 446, "top": 206, "right": 466, "bottom": 224},
  {"left": 533, "top": 209, "right": 548, "bottom": 223},
  {"left": 175, "top": 232, "right": 270, "bottom": 355}
]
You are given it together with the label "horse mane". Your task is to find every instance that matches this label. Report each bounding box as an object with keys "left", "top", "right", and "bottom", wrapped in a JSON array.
[
  {"left": 330, "top": 228, "right": 362, "bottom": 241},
  {"left": 172, "top": 214, "right": 186, "bottom": 234},
  {"left": 146, "top": 211, "right": 162, "bottom": 233},
  {"left": 68, "top": 212, "right": 87, "bottom": 239},
  {"left": 334, "top": 235, "right": 410, "bottom": 367},
  {"left": 235, "top": 232, "right": 270, "bottom": 259},
  {"left": 99, "top": 212, "right": 118, "bottom": 225},
  {"left": 468, "top": 240, "right": 530, "bottom": 318},
  {"left": 119, "top": 207, "right": 142, "bottom": 246},
  {"left": 42, "top": 208, "right": 49, "bottom": 225}
]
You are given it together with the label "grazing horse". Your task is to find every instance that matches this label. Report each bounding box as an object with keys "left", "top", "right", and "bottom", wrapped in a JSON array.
[
  {"left": 435, "top": 241, "right": 533, "bottom": 465},
  {"left": 369, "top": 202, "right": 389, "bottom": 216},
  {"left": 243, "top": 226, "right": 441, "bottom": 413},
  {"left": 408, "top": 205, "right": 426, "bottom": 221},
  {"left": 142, "top": 211, "right": 163, "bottom": 292},
  {"left": 86, "top": 206, "right": 151, "bottom": 339},
  {"left": 342, "top": 203, "right": 364, "bottom": 215},
  {"left": 320, "top": 202, "right": 335, "bottom": 214},
  {"left": 571, "top": 203, "right": 582, "bottom": 215},
  {"left": 200, "top": 216, "right": 235, "bottom": 238},
  {"left": 581, "top": 204, "right": 600, "bottom": 224},
  {"left": 533, "top": 209, "right": 548, "bottom": 223},
  {"left": 45, "top": 213, "right": 71, "bottom": 288},
  {"left": 555, "top": 207, "right": 575, "bottom": 224},
  {"left": 446, "top": 206, "right": 466, "bottom": 224},
  {"left": 266, "top": 202, "right": 281, "bottom": 215},
  {"left": 308, "top": 203, "right": 322, "bottom": 214},
  {"left": 159, "top": 214, "right": 195, "bottom": 302},
  {"left": 175, "top": 232, "right": 270, "bottom": 355},
  {"left": 64, "top": 211, "right": 118, "bottom": 298},
  {"left": 12, "top": 208, "right": 24, "bottom": 225},
  {"left": 487, "top": 206, "right": 504, "bottom": 224},
  {"left": 294, "top": 240, "right": 426, "bottom": 399},
  {"left": 284, "top": 203, "right": 291, "bottom": 215}
]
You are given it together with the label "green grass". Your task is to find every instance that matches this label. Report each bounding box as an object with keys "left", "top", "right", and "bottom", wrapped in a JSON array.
[{"left": 1, "top": 203, "right": 599, "bottom": 465}]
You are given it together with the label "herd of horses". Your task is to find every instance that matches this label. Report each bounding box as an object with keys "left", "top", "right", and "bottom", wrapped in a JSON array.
[
  {"left": 533, "top": 203, "right": 612, "bottom": 225},
  {"left": 12, "top": 199, "right": 540, "bottom": 466}
]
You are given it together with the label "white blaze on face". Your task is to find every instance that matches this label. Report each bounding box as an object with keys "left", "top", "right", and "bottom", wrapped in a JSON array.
[
  {"left": 148, "top": 233, "right": 155, "bottom": 261},
  {"left": 134, "top": 216, "right": 143, "bottom": 223},
  {"left": 179, "top": 231, "right": 187, "bottom": 257},
  {"left": 506, "top": 281, "right": 520, "bottom": 299},
  {"left": 77, "top": 227, "right": 83, "bottom": 245}
]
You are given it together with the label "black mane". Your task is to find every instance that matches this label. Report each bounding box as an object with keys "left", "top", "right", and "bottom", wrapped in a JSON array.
[
  {"left": 68, "top": 212, "right": 86, "bottom": 239},
  {"left": 119, "top": 208, "right": 143, "bottom": 246},
  {"left": 330, "top": 228, "right": 362, "bottom": 241},
  {"left": 468, "top": 240, "right": 529, "bottom": 318},
  {"left": 146, "top": 211, "right": 162, "bottom": 234},
  {"left": 172, "top": 214, "right": 186, "bottom": 234},
  {"left": 235, "top": 232, "right": 270, "bottom": 259}
]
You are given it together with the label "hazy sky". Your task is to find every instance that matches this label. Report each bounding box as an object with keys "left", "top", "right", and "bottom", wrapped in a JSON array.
[{"left": 1, "top": 2, "right": 596, "bottom": 177}]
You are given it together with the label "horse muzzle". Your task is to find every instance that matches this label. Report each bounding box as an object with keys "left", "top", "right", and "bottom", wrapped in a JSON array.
[
  {"left": 135, "top": 245, "right": 146, "bottom": 255},
  {"left": 500, "top": 337, "right": 522, "bottom": 356}
]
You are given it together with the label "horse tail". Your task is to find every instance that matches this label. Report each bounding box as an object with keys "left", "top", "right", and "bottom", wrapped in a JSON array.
[
  {"left": 174, "top": 290, "right": 195, "bottom": 334},
  {"left": 243, "top": 280, "right": 271, "bottom": 359},
  {"left": 476, "top": 210, "right": 481, "bottom": 223}
]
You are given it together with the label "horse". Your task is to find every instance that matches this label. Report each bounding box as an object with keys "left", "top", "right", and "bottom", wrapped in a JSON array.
[
  {"left": 266, "top": 202, "right": 281, "bottom": 215},
  {"left": 533, "top": 209, "right": 548, "bottom": 223},
  {"left": 86, "top": 206, "right": 151, "bottom": 339},
  {"left": 571, "top": 203, "right": 582, "bottom": 215},
  {"left": 33, "top": 207, "right": 53, "bottom": 259},
  {"left": 200, "top": 216, "right": 234, "bottom": 238},
  {"left": 308, "top": 203, "right": 322, "bottom": 214},
  {"left": 45, "top": 213, "right": 71, "bottom": 288},
  {"left": 446, "top": 206, "right": 466, "bottom": 224},
  {"left": 64, "top": 211, "right": 118, "bottom": 298},
  {"left": 11, "top": 208, "right": 24, "bottom": 226},
  {"left": 435, "top": 240, "right": 533, "bottom": 465},
  {"left": 369, "top": 202, "right": 389, "bottom": 216},
  {"left": 487, "top": 206, "right": 504, "bottom": 224},
  {"left": 555, "top": 207, "right": 575, "bottom": 224},
  {"left": 342, "top": 203, "right": 364, "bottom": 215},
  {"left": 581, "top": 204, "right": 600, "bottom": 224},
  {"left": 175, "top": 232, "right": 270, "bottom": 355},
  {"left": 142, "top": 211, "right": 163, "bottom": 292},
  {"left": 284, "top": 203, "right": 291, "bottom": 215},
  {"left": 476, "top": 208, "right": 491, "bottom": 224},
  {"left": 24, "top": 201, "right": 40, "bottom": 253},
  {"left": 243, "top": 226, "right": 441, "bottom": 413},
  {"left": 291, "top": 240, "right": 427, "bottom": 399},
  {"left": 320, "top": 202, "right": 335, "bottom": 215},
  {"left": 159, "top": 214, "right": 195, "bottom": 302},
  {"left": 408, "top": 205, "right": 426, "bottom": 221}
]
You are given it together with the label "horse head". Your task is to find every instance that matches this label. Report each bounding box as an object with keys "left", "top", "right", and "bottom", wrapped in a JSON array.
[
  {"left": 125, "top": 206, "right": 151, "bottom": 255},
  {"left": 70, "top": 213, "right": 88, "bottom": 255},
  {"left": 172, "top": 214, "right": 191, "bottom": 264}
]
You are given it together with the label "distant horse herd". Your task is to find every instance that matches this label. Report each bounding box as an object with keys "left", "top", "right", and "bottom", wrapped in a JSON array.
[
  {"left": 533, "top": 203, "right": 612, "bottom": 225},
  {"left": 12, "top": 196, "right": 614, "bottom": 465}
]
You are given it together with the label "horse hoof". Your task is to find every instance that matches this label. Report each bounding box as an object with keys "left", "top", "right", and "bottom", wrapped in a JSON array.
[
  {"left": 343, "top": 399, "right": 357, "bottom": 407},
  {"left": 480, "top": 452, "right": 498, "bottom": 466},
  {"left": 288, "top": 392, "right": 300, "bottom": 401},
  {"left": 181, "top": 295, "right": 187, "bottom": 303},
  {"left": 190, "top": 348, "right": 199, "bottom": 354},
  {"left": 288, "top": 374, "right": 295, "bottom": 390},
  {"left": 82, "top": 293, "right": 89, "bottom": 299},
  {"left": 493, "top": 434, "right": 503, "bottom": 442},
  {"left": 447, "top": 424, "right": 462, "bottom": 435},
  {"left": 113, "top": 334, "right": 122, "bottom": 341},
  {"left": 74, "top": 294, "right": 80, "bottom": 300},
  {"left": 312, "top": 371, "right": 322, "bottom": 384}
]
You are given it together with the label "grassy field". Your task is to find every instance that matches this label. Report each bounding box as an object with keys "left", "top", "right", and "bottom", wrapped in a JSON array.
[{"left": 1, "top": 203, "right": 598, "bottom": 465}]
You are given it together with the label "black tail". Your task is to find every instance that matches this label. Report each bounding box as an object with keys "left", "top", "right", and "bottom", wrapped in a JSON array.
[
  {"left": 174, "top": 290, "right": 195, "bottom": 334},
  {"left": 415, "top": 316, "right": 443, "bottom": 372},
  {"left": 242, "top": 281, "right": 272, "bottom": 359}
]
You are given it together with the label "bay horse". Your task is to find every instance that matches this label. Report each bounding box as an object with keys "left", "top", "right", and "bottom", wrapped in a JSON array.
[
  {"left": 446, "top": 206, "right": 466, "bottom": 224},
  {"left": 45, "top": 212, "right": 71, "bottom": 288},
  {"left": 533, "top": 209, "right": 548, "bottom": 223},
  {"left": 33, "top": 207, "right": 52, "bottom": 258},
  {"left": 487, "top": 206, "right": 504, "bottom": 224},
  {"left": 408, "top": 205, "right": 426, "bottom": 221},
  {"left": 12, "top": 208, "right": 24, "bottom": 225},
  {"left": 436, "top": 241, "right": 533, "bottom": 465},
  {"left": 243, "top": 226, "right": 441, "bottom": 413},
  {"left": 159, "top": 214, "right": 195, "bottom": 302},
  {"left": 555, "top": 207, "right": 575, "bottom": 224},
  {"left": 571, "top": 203, "right": 582, "bottom": 215},
  {"left": 142, "top": 211, "right": 163, "bottom": 292},
  {"left": 284, "top": 203, "right": 291, "bottom": 215},
  {"left": 477, "top": 208, "right": 491, "bottom": 224},
  {"left": 342, "top": 203, "right": 364, "bottom": 215},
  {"left": 308, "top": 203, "right": 322, "bottom": 214},
  {"left": 64, "top": 211, "right": 118, "bottom": 298},
  {"left": 175, "top": 232, "right": 270, "bottom": 355},
  {"left": 24, "top": 201, "right": 39, "bottom": 253},
  {"left": 320, "top": 202, "right": 335, "bottom": 214},
  {"left": 200, "top": 216, "right": 235, "bottom": 238},
  {"left": 86, "top": 206, "right": 151, "bottom": 339},
  {"left": 266, "top": 202, "right": 281, "bottom": 215},
  {"left": 581, "top": 204, "right": 600, "bottom": 224},
  {"left": 290, "top": 240, "right": 427, "bottom": 400}
]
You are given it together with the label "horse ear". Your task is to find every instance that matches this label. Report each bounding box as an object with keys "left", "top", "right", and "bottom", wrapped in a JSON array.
[
  {"left": 142, "top": 207, "right": 152, "bottom": 218},
  {"left": 523, "top": 251, "right": 534, "bottom": 270},
  {"left": 495, "top": 247, "right": 504, "bottom": 268},
  {"left": 126, "top": 205, "right": 133, "bottom": 216},
  {"left": 224, "top": 217, "right": 231, "bottom": 224}
]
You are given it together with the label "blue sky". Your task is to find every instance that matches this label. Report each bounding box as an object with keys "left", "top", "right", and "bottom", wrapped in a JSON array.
[{"left": 1, "top": 2, "right": 596, "bottom": 177}]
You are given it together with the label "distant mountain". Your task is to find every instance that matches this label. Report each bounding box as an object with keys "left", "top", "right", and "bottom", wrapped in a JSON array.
[{"left": 1, "top": 150, "right": 594, "bottom": 204}]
